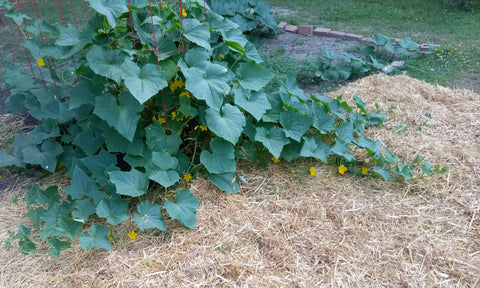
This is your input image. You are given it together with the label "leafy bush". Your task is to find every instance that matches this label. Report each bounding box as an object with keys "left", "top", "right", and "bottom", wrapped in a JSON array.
[
  {"left": 206, "top": 0, "right": 278, "bottom": 32},
  {"left": 309, "top": 34, "right": 432, "bottom": 82},
  {"left": 0, "top": 0, "right": 445, "bottom": 257}
]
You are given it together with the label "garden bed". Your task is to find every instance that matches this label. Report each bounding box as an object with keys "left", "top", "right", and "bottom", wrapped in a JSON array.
[{"left": 1, "top": 74, "right": 478, "bottom": 287}]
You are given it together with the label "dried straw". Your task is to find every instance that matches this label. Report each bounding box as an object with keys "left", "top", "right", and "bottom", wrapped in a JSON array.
[{"left": 0, "top": 74, "right": 479, "bottom": 287}]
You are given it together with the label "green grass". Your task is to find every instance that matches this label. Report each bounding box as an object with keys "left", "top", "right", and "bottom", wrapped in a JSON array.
[{"left": 264, "top": 0, "right": 480, "bottom": 91}]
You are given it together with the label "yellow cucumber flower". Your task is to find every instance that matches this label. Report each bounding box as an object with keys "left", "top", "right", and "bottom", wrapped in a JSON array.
[
  {"left": 194, "top": 125, "right": 208, "bottom": 132},
  {"left": 338, "top": 165, "right": 348, "bottom": 175},
  {"left": 37, "top": 58, "right": 45, "bottom": 68},
  {"left": 169, "top": 78, "right": 185, "bottom": 92},
  {"left": 127, "top": 230, "right": 138, "bottom": 240},
  {"left": 183, "top": 173, "right": 192, "bottom": 182}
]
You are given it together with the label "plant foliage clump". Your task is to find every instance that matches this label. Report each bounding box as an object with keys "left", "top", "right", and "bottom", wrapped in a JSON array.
[{"left": 0, "top": 0, "right": 445, "bottom": 257}]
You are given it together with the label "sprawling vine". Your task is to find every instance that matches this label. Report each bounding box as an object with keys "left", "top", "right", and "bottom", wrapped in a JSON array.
[{"left": 0, "top": 0, "right": 446, "bottom": 256}]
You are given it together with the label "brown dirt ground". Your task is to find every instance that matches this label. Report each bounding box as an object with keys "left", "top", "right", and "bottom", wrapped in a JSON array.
[{"left": 0, "top": 73, "right": 479, "bottom": 287}]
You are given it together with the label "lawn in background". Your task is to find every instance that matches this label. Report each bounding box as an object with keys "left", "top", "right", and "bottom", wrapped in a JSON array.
[{"left": 264, "top": 0, "right": 480, "bottom": 91}]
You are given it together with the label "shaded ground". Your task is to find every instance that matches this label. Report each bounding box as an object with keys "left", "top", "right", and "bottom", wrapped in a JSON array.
[{"left": 261, "top": 31, "right": 361, "bottom": 61}]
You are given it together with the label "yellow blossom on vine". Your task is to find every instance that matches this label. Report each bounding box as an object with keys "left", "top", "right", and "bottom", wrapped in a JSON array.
[
  {"left": 362, "top": 167, "right": 368, "bottom": 174},
  {"left": 271, "top": 156, "right": 280, "bottom": 164},
  {"left": 328, "top": 174, "right": 333, "bottom": 178},
  {"left": 194, "top": 125, "right": 208, "bottom": 132},
  {"left": 182, "top": 8, "right": 187, "bottom": 17},
  {"left": 107, "top": 235, "right": 113, "bottom": 241},
  {"left": 309, "top": 166, "right": 316, "bottom": 176},
  {"left": 179, "top": 91, "right": 191, "bottom": 98},
  {"left": 219, "top": 54, "right": 225, "bottom": 59},
  {"left": 158, "top": 117, "right": 166, "bottom": 124},
  {"left": 0, "top": 175, "right": 2, "bottom": 180},
  {"left": 152, "top": 116, "right": 157, "bottom": 122},
  {"left": 166, "top": 192, "right": 175, "bottom": 199},
  {"left": 169, "top": 78, "right": 185, "bottom": 92},
  {"left": 171, "top": 111, "right": 177, "bottom": 121},
  {"left": 127, "top": 230, "right": 138, "bottom": 240},
  {"left": 338, "top": 165, "right": 348, "bottom": 175},
  {"left": 37, "top": 58, "right": 45, "bottom": 68},
  {"left": 183, "top": 173, "right": 192, "bottom": 182},
  {"left": 291, "top": 169, "right": 295, "bottom": 173}
]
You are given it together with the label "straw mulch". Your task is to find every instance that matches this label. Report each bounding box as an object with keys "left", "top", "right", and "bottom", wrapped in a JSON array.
[{"left": 0, "top": 74, "right": 479, "bottom": 287}]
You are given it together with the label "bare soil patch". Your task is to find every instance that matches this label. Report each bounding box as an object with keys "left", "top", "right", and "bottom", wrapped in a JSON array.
[
  {"left": 1, "top": 74, "right": 479, "bottom": 287},
  {"left": 260, "top": 30, "right": 361, "bottom": 61}
]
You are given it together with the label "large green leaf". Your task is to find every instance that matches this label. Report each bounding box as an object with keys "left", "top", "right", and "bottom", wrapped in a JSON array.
[
  {"left": 330, "top": 141, "right": 355, "bottom": 162},
  {"left": 26, "top": 19, "right": 55, "bottom": 36},
  {"left": 163, "top": 189, "right": 199, "bottom": 229},
  {"left": 56, "top": 24, "right": 88, "bottom": 46},
  {"left": 72, "top": 199, "right": 96, "bottom": 223},
  {"left": 336, "top": 121, "right": 354, "bottom": 144},
  {"left": 0, "top": 150, "right": 22, "bottom": 167},
  {"left": 281, "top": 74, "right": 307, "bottom": 101},
  {"left": 313, "top": 95, "right": 347, "bottom": 121},
  {"left": 146, "top": 152, "right": 179, "bottom": 188},
  {"left": 200, "top": 138, "right": 236, "bottom": 174},
  {"left": 121, "top": 61, "right": 167, "bottom": 104},
  {"left": 205, "top": 104, "right": 245, "bottom": 145},
  {"left": 133, "top": 201, "right": 167, "bottom": 231},
  {"left": 300, "top": 136, "right": 332, "bottom": 163},
  {"left": 66, "top": 81, "right": 95, "bottom": 110},
  {"left": 178, "top": 96, "right": 198, "bottom": 118},
  {"left": 79, "top": 223, "right": 112, "bottom": 251},
  {"left": 56, "top": 217, "right": 83, "bottom": 239},
  {"left": 94, "top": 92, "right": 142, "bottom": 141},
  {"left": 183, "top": 18, "right": 211, "bottom": 50},
  {"left": 357, "top": 136, "right": 382, "bottom": 159},
  {"left": 25, "top": 184, "right": 61, "bottom": 206},
  {"left": 0, "top": 0, "right": 13, "bottom": 10},
  {"left": 87, "top": 0, "right": 128, "bottom": 28},
  {"left": 255, "top": 127, "right": 290, "bottom": 159},
  {"left": 80, "top": 149, "right": 119, "bottom": 186},
  {"left": 312, "top": 102, "right": 336, "bottom": 132},
  {"left": 245, "top": 42, "right": 263, "bottom": 63},
  {"left": 281, "top": 142, "right": 303, "bottom": 162},
  {"left": 96, "top": 197, "right": 129, "bottom": 225},
  {"left": 131, "top": 8, "right": 161, "bottom": 48},
  {"left": 48, "top": 237, "right": 72, "bottom": 258},
  {"left": 234, "top": 88, "right": 271, "bottom": 121},
  {"left": 373, "top": 34, "right": 392, "bottom": 46},
  {"left": 145, "top": 122, "right": 182, "bottom": 154},
  {"left": 103, "top": 126, "right": 144, "bottom": 156},
  {"left": 63, "top": 166, "right": 101, "bottom": 200},
  {"left": 280, "top": 109, "right": 313, "bottom": 142},
  {"left": 72, "top": 128, "right": 104, "bottom": 156},
  {"left": 86, "top": 45, "right": 128, "bottom": 83},
  {"left": 108, "top": 169, "right": 149, "bottom": 197},
  {"left": 398, "top": 37, "right": 419, "bottom": 52},
  {"left": 38, "top": 202, "right": 71, "bottom": 240},
  {"left": 373, "top": 165, "right": 391, "bottom": 182},
  {"left": 22, "top": 141, "right": 63, "bottom": 172},
  {"left": 179, "top": 49, "right": 232, "bottom": 111},
  {"left": 32, "top": 119, "right": 60, "bottom": 144},
  {"left": 4, "top": 10, "right": 31, "bottom": 26},
  {"left": 208, "top": 172, "right": 240, "bottom": 193},
  {"left": 235, "top": 61, "right": 274, "bottom": 91}
]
